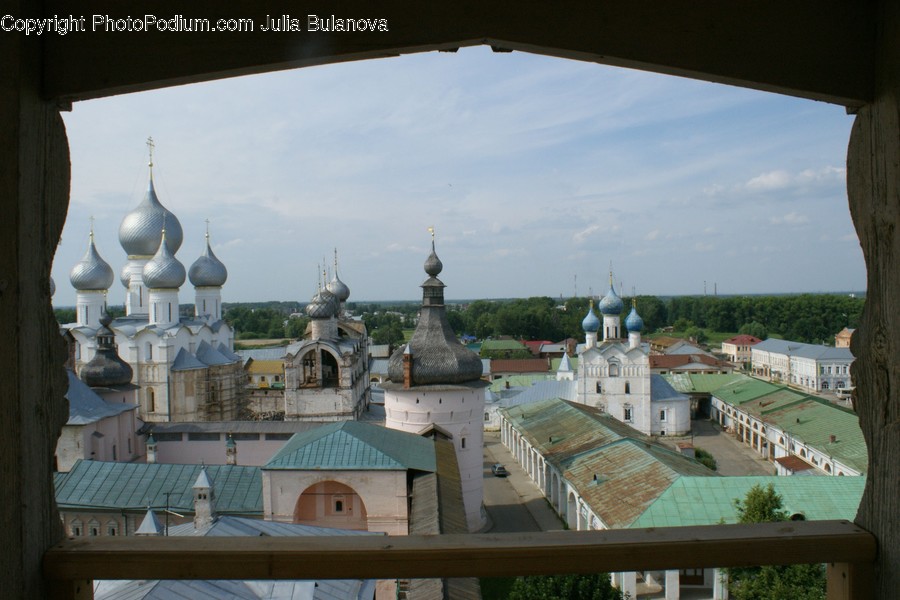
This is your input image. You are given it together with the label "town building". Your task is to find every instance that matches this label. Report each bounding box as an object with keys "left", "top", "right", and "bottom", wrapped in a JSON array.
[
  {"left": 720, "top": 334, "right": 763, "bottom": 368},
  {"left": 751, "top": 338, "right": 854, "bottom": 393},
  {"left": 834, "top": 327, "right": 855, "bottom": 348},
  {"left": 575, "top": 280, "right": 691, "bottom": 436},
  {"left": 62, "top": 164, "right": 244, "bottom": 423},
  {"left": 499, "top": 396, "right": 865, "bottom": 599},
  {"left": 708, "top": 375, "right": 867, "bottom": 476},
  {"left": 382, "top": 238, "right": 489, "bottom": 531},
  {"left": 649, "top": 353, "right": 735, "bottom": 376}
]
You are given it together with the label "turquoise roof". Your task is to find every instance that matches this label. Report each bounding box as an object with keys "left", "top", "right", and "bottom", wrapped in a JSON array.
[
  {"left": 711, "top": 376, "right": 782, "bottom": 405},
  {"left": 55, "top": 460, "right": 262, "bottom": 514},
  {"left": 264, "top": 421, "right": 437, "bottom": 472},
  {"left": 630, "top": 476, "right": 865, "bottom": 528},
  {"left": 664, "top": 373, "right": 742, "bottom": 394}
]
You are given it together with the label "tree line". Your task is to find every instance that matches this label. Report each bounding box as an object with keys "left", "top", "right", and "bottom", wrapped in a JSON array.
[{"left": 54, "top": 294, "right": 864, "bottom": 346}]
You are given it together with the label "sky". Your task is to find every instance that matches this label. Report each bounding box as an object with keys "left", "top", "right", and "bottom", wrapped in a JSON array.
[{"left": 51, "top": 47, "right": 865, "bottom": 306}]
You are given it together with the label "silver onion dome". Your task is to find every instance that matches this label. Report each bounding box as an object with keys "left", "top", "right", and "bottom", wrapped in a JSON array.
[
  {"left": 327, "top": 273, "right": 350, "bottom": 303},
  {"left": 305, "top": 288, "right": 338, "bottom": 319},
  {"left": 70, "top": 233, "right": 114, "bottom": 291},
  {"left": 189, "top": 235, "right": 228, "bottom": 287},
  {"left": 119, "top": 177, "right": 184, "bottom": 257},
  {"left": 119, "top": 263, "right": 131, "bottom": 289},
  {"left": 142, "top": 230, "right": 186, "bottom": 289}
]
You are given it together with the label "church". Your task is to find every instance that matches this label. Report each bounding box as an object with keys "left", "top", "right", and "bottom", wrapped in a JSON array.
[
  {"left": 575, "top": 274, "right": 690, "bottom": 436},
  {"left": 281, "top": 255, "right": 372, "bottom": 421},
  {"left": 62, "top": 150, "right": 244, "bottom": 423}
]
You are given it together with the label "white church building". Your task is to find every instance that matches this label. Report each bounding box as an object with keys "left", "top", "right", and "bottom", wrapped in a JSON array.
[
  {"left": 575, "top": 276, "right": 690, "bottom": 436},
  {"left": 62, "top": 156, "right": 244, "bottom": 423}
]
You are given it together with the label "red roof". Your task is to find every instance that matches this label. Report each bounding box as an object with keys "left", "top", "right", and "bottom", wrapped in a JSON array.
[
  {"left": 649, "top": 354, "right": 732, "bottom": 369},
  {"left": 722, "top": 334, "right": 763, "bottom": 345},
  {"left": 775, "top": 455, "right": 815, "bottom": 472},
  {"left": 521, "top": 340, "right": 550, "bottom": 355},
  {"left": 490, "top": 358, "right": 551, "bottom": 373}
]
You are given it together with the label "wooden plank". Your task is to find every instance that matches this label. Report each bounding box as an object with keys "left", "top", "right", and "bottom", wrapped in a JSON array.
[
  {"left": 42, "top": 0, "right": 874, "bottom": 107},
  {"left": 827, "top": 562, "right": 876, "bottom": 600},
  {"left": 846, "top": 1, "right": 900, "bottom": 597},
  {"left": 47, "top": 579, "right": 94, "bottom": 600},
  {"left": 44, "top": 520, "right": 875, "bottom": 582}
]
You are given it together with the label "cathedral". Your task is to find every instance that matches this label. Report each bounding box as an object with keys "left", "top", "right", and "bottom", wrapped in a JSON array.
[
  {"left": 575, "top": 275, "right": 690, "bottom": 436},
  {"left": 63, "top": 156, "right": 244, "bottom": 423},
  {"left": 281, "top": 255, "right": 371, "bottom": 421}
]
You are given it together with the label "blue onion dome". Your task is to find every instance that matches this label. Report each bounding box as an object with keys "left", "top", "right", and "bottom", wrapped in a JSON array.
[
  {"left": 305, "top": 288, "right": 338, "bottom": 319},
  {"left": 598, "top": 283, "right": 624, "bottom": 315},
  {"left": 142, "top": 230, "right": 186, "bottom": 289},
  {"left": 70, "top": 232, "right": 114, "bottom": 291},
  {"left": 582, "top": 301, "right": 600, "bottom": 332},
  {"left": 119, "top": 263, "right": 131, "bottom": 289},
  {"left": 80, "top": 311, "right": 133, "bottom": 387},
  {"left": 327, "top": 272, "right": 350, "bottom": 303},
  {"left": 625, "top": 306, "right": 644, "bottom": 333},
  {"left": 189, "top": 234, "right": 228, "bottom": 287},
  {"left": 119, "top": 177, "right": 183, "bottom": 257}
]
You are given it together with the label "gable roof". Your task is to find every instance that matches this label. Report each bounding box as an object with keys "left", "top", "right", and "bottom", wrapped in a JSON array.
[
  {"left": 55, "top": 460, "right": 262, "bottom": 514},
  {"left": 264, "top": 421, "right": 436, "bottom": 473},
  {"left": 65, "top": 370, "right": 137, "bottom": 425},
  {"left": 630, "top": 476, "right": 865, "bottom": 528},
  {"left": 170, "top": 347, "right": 208, "bottom": 371},
  {"left": 490, "top": 358, "right": 550, "bottom": 373}
]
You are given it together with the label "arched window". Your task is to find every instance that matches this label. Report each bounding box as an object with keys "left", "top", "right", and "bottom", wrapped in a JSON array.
[
  {"left": 624, "top": 382, "right": 631, "bottom": 394},
  {"left": 595, "top": 382, "right": 602, "bottom": 393},
  {"left": 609, "top": 362, "right": 619, "bottom": 377},
  {"left": 70, "top": 519, "right": 83, "bottom": 537},
  {"left": 147, "top": 388, "right": 155, "bottom": 413}
]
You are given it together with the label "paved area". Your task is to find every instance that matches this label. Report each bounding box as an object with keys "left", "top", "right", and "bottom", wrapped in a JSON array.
[
  {"left": 662, "top": 419, "right": 773, "bottom": 476},
  {"left": 482, "top": 431, "right": 564, "bottom": 532}
]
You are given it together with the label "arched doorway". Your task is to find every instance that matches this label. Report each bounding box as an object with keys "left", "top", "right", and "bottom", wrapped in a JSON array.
[
  {"left": 566, "top": 492, "right": 578, "bottom": 529},
  {"left": 293, "top": 481, "right": 368, "bottom": 531}
]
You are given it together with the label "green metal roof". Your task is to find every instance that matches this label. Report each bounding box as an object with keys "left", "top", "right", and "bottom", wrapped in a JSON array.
[
  {"left": 630, "top": 476, "right": 865, "bottom": 528},
  {"left": 550, "top": 357, "right": 579, "bottom": 372},
  {"left": 264, "top": 421, "right": 437, "bottom": 472},
  {"left": 489, "top": 374, "right": 553, "bottom": 391},
  {"left": 762, "top": 398, "right": 867, "bottom": 474},
  {"left": 708, "top": 375, "right": 867, "bottom": 474},
  {"left": 664, "top": 373, "right": 741, "bottom": 394},
  {"left": 480, "top": 339, "right": 528, "bottom": 352},
  {"left": 711, "top": 376, "right": 782, "bottom": 406},
  {"left": 55, "top": 460, "right": 262, "bottom": 514}
]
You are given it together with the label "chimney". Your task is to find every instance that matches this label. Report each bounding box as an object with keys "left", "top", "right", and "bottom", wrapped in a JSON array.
[
  {"left": 225, "top": 434, "right": 237, "bottom": 465},
  {"left": 146, "top": 433, "right": 157, "bottom": 464},
  {"left": 403, "top": 345, "right": 412, "bottom": 389},
  {"left": 830, "top": 434, "right": 837, "bottom": 443}
]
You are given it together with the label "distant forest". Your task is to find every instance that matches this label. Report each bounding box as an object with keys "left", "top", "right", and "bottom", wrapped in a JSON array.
[{"left": 54, "top": 294, "right": 864, "bottom": 347}]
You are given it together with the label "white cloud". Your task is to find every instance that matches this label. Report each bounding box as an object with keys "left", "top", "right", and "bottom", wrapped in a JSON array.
[{"left": 770, "top": 211, "right": 810, "bottom": 225}]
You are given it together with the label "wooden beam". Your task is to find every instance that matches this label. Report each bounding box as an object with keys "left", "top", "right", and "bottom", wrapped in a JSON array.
[
  {"left": 44, "top": 521, "right": 875, "bottom": 582},
  {"left": 42, "top": 0, "right": 874, "bottom": 107},
  {"left": 827, "top": 562, "right": 875, "bottom": 600}
]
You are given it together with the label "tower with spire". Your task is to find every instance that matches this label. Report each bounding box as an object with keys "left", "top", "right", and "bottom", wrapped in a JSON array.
[{"left": 382, "top": 230, "right": 488, "bottom": 532}]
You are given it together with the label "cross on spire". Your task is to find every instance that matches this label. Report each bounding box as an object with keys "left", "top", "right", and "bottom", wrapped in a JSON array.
[
  {"left": 205, "top": 218, "right": 210, "bottom": 240},
  {"left": 147, "top": 136, "right": 155, "bottom": 169}
]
